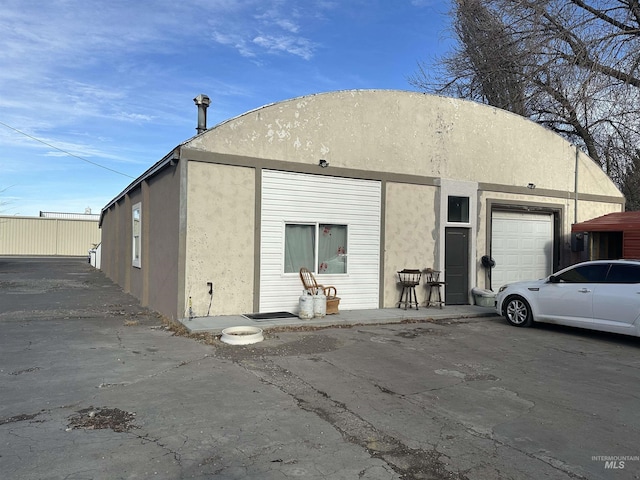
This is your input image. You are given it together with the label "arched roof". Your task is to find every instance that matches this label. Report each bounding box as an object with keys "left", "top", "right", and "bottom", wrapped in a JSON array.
[{"left": 187, "top": 89, "right": 621, "bottom": 197}]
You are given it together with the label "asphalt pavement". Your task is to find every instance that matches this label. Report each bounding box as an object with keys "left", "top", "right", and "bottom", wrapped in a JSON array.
[{"left": 2, "top": 257, "right": 640, "bottom": 480}]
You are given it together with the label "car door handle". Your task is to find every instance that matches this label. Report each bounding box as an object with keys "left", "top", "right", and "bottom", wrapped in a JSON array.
[{"left": 578, "top": 288, "right": 591, "bottom": 293}]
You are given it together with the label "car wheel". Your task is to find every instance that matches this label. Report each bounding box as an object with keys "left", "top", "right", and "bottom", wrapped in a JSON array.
[{"left": 504, "top": 296, "right": 533, "bottom": 327}]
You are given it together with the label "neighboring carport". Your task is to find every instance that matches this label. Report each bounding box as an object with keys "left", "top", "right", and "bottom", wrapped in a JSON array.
[{"left": 572, "top": 211, "right": 640, "bottom": 259}]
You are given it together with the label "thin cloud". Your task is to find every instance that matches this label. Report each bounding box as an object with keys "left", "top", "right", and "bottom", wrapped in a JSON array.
[
  {"left": 211, "top": 31, "right": 257, "bottom": 58},
  {"left": 255, "top": 7, "right": 301, "bottom": 33},
  {"left": 273, "top": 18, "right": 301, "bottom": 34},
  {"left": 110, "top": 111, "right": 154, "bottom": 123},
  {"left": 208, "top": 1, "right": 328, "bottom": 60}
]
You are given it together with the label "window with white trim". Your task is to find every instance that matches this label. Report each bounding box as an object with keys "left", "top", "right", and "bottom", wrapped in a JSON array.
[
  {"left": 284, "top": 223, "right": 348, "bottom": 274},
  {"left": 448, "top": 196, "right": 470, "bottom": 223},
  {"left": 132, "top": 203, "right": 141, "bottom": 268}
]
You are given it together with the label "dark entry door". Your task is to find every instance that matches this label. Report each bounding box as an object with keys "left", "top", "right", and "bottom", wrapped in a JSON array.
[{"left": 445, "top": 227, "right": 469, "bottom": 305}]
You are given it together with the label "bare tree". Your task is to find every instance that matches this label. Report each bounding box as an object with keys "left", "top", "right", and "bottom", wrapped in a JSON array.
[
  {"left": 411, "top": 0, "right": 640, "bottom": 199},
  {"left": 621, "top": 150, "right": 640, "bottom": 210},
  {"left": 410, "top": 0, "right": 528, "bottom": 114}
]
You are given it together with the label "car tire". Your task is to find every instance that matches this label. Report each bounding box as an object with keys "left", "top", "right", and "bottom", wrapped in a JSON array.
[{"left": 504, "top": 296, "right": 533, "bottom": 327}]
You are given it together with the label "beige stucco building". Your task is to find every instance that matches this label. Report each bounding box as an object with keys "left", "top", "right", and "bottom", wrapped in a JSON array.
[{"left": 99, "top": 90, "right": 624, "bottom": 321}]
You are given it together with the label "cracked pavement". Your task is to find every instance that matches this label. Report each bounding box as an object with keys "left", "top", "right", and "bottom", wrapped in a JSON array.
[{"left": 1, "top": 257, "right": 640, "bottom": 479}]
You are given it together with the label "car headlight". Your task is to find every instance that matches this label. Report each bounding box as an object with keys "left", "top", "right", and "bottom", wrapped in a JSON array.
[{"left": 498, "top": 285, "right": 508, "bottom": 293}]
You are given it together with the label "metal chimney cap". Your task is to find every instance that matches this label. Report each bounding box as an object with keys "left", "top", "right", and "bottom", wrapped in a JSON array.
[{"left": 194, "top": 94, "right": 211, "bottom": 107}]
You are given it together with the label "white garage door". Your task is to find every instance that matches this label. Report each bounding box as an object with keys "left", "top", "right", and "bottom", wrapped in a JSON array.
[
  {"left": 491, "top": 211, "right": 553, "bottom": 290},
  {"left": 260, "top": 170, "right": 381, "bottom": 312}
]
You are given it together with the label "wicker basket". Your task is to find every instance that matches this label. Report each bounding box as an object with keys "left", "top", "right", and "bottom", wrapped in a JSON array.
[{"left": 326, "top": 297, "right": 340, "bottom": 315}]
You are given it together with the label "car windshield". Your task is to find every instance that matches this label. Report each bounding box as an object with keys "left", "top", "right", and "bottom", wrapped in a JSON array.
[{"left": 554, "top": 263, "right": 610, "bottom": 283}]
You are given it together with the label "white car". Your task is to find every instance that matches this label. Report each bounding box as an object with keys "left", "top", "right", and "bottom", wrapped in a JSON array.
[{"left": 496, "top": 260, "right": 640, "bottom": 337}]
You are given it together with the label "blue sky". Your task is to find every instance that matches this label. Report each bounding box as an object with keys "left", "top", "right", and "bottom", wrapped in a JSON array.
[{"left": 0, "top": 0, "right": 453, "bottom": 217}]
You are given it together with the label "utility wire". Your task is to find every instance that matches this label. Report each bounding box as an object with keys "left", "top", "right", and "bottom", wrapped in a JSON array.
[{"left": 0, "top": 120, "right": 136, "bottom": 179}]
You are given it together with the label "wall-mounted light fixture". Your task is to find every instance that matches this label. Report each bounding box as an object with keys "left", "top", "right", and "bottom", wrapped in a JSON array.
[
  {"left": 527, "top": 183, "right": 536, "bottom": 189},
  {"left": 319, "top": 159, "right": 329, "bottom": 168}
]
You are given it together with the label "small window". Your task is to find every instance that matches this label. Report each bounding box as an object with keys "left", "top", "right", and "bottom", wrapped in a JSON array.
[
  {"left": 555, "top": 264, "right": 609, "bottom": 283},
  {"left": 448, "top": 196, "right": 469, "bottom": 223},
  {"left": 284, "top": 223, "right": 348, "bottom": 274},
  {"left": 605, "top": 264, "right": 640, "bottom": 284},
  {"left": 132, "top": 203, "right": 141, "bottom": 268}
]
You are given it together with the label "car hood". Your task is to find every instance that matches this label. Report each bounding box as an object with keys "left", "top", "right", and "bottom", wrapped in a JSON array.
[{"left": 501, "top": 277, "right": 548, "bottom": 290}]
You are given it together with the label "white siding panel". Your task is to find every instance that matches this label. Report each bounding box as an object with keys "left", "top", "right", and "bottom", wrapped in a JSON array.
[
  {"left": 491, "top": 211, "right": 553, "bottom": 290},
  {"left": 260, "top": 171, "right": 381, "bottom": 312}
]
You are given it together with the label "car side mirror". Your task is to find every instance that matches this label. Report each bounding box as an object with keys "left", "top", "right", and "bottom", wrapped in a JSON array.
[{"left": 548, "top": 275, "right": 559, "bottom": 284}]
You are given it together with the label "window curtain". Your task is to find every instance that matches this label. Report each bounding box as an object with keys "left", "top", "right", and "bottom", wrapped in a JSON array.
[
  {"left": 284, "top": 224, "right": 315, "bottom": 273},
  {"left": 318, "top": 224, "right": 347, "bottom": 274}
]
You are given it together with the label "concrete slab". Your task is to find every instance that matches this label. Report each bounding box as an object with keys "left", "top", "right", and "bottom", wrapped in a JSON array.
[{"left": 180, "top": 305, "right": 498, "bottom": 333}]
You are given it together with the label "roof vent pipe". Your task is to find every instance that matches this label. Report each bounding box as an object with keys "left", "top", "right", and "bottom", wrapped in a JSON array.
[{"left": 193, "top": 94, "right": 211, "bottom": 134}]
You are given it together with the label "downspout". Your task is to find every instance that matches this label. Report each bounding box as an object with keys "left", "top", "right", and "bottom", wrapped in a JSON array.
[{"left": 574, "top": 146, "right": 579, "bottom": 224}]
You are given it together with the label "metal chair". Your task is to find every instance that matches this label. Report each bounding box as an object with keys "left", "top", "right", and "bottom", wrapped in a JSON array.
[{"left": 397, "top": 269, "right": 422, "bottom": 310}]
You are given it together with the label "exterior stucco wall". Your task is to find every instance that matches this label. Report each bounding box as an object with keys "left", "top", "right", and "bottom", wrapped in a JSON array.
[
  {"left": 575, "top": 151, "right": 621, "bottom": 197},
  {"left": 100, "top": 164, "right": 182, "bottom": 319},
  {"left": 574, "top": 199, "right": 624, "bottom": 225},
  {"left": 99, "top": 203, "right": 118, "bottom": 283},
  {"left": 184, "top": 162, "right": 255, "bottom": 316},
  {"left": 101, "top": 196, "right": 133, "bottom": 292},
  {"left": 383, "top": 182, "right": 438, "bottom": 308},
  {"left": 186, "top": 90, "right": 620, "bottom": 200},
  {"left": 146, "top": 165, "right": 182, "bottom": 319}
]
